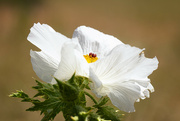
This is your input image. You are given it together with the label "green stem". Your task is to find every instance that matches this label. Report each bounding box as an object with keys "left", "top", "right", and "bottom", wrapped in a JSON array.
[
  {"left": 84, "top": 91, "right": 98, "bottom": 104},
  {"left": 98, "top": 96, "right": 104, "bottom": 102}
]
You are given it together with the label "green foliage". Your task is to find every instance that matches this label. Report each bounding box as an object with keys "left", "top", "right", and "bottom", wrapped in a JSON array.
[
  {"left": 94, "top": 97, "right": 109, "bottom": 108},
  {"left": 97, "top": 106, "right": 123, "bottom": 121},
  {"left": 10, "top": 74, "right": 124, "bottom": 121}
]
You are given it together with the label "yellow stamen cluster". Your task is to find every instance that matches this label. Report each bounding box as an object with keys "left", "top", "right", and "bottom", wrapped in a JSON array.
[{"left": 83, "top": 53, "right": 98, "bottom": 63}]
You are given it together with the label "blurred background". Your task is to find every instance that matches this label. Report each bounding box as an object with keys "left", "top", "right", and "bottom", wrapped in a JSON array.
[{"left": 0, "top": 0, "right": 180, "bottom": 121}]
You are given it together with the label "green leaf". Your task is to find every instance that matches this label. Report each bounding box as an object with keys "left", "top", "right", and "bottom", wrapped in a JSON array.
[
  {"left": 75, "top": 76, "right": 88, "bottom": 88},
  {"left": 55, "top": 78, "right": 79, "bottom": 101},
  {"left": 97, "top": 106, "right": 123, "bottom": 121},
  {"left": 76, "top": 91, "right": 86, "bottom": 106},
  {"left": 9, "top": 90, "right": 40, "bottom": 103},
  {"left": 32, "top": 80, "right": 62, "bottom": 102},
  {"left": 27, "top": 97, "right": 61, "bottom": 111},
  {"left": 63, "top": 105, "right": 88, "bottom": 121},
  {"left": 27, "top": 98, "right": 64, "bottom": 120},
  {"left": 9, "top": 90, "right": 28, "bottom": 98},
  {"left": 67, "top": 73, "right": 77, "bottom": 87},
  {"left": 94, "top": 97, "right": 109, "bottom": 108}
]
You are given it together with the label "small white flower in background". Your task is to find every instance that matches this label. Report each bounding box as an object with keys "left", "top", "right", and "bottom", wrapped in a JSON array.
[{"left": 28, "top": 23, "right": 158, "bottom": 113}]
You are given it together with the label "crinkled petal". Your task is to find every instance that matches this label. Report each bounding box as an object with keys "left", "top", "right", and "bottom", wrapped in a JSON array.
[
  {"left": 73, "top": 26, "right": 123, "bottom": 58},
  {"left": 107, "top": 82, "right": 141, "bottom": 112},
  {"left": 52, "top": 41, "right": 89, "bottom": 84},
  {"left": 127, "top": 54, "right": 158, "bottom": 86},
  {"left": 30, "top": 50, "right": 59, "bottom": 83},
  {"left": 90, "top": 71, "right": 141, "bottom": 112},
  {"left": 140, "top": 82, "right": 154, "bottom": 99},
  {"left": 90, "top": 44, "right": 158, "bottom": 112},
  {"left": 28, "top": 23, "right": 70, "bottom": 62},
  {"left": 91, "top": 44, "right": 158, "bottom": 85},
  {"left": 147, "top": 82, "right": 154, "bottom": 92}
]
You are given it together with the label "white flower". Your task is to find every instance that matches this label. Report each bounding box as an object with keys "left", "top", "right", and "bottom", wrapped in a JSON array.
[{"left": 28, "top": 23, "right": 159, "bottom": 113}]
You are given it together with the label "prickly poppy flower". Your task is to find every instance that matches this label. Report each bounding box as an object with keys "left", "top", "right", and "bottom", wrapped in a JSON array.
[{"left": 28, "top": 23, "right": 158, "bottom": 112}]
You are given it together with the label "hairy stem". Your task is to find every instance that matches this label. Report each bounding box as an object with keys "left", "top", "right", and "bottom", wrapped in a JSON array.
[{"left": 84, "top": 91, "right": 98, "bottom": 104}]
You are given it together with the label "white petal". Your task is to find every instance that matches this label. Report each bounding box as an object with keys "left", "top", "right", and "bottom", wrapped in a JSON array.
[
  {"left": 27, "top": 23, "right": 70, "bottom": 62},
  {"left": 90, "top": 71, "right": 141, "bottom": 112},
  {"left": 72, "top": 26, "right": 123, "bottom": 58},
  {"left": 147, "top": 82, "right": 154, "bottom": 92},
  {"left": 90, "top": 44, "right": 144, "bottom": 84},
  {"left": 30, "top": 50, "right": 59, "bottom": 83},
  {"left": 107, "top": 82, "right": 140, "bottom": 112},
  {"left": 90, "top": 44, "right": 158, "bottom": 112},
  {"left": 89, "top": 68, "right": 102, "bottom": 88},
  {"left": 89, "top": 68, "right": 103, "bottom": 98},
  {"left": 122, "top": 54, "right": 158, "bottom": 97},
  {"left": 141, "top": 82, "right": 154, "bottom": 99},
  {"left": 52, "top": 41, "right": 89, "bottom": 84}
]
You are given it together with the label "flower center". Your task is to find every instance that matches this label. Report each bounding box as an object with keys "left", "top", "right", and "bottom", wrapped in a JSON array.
[{"left": 83, "top": 53, "right": 98, "bottom": 63}]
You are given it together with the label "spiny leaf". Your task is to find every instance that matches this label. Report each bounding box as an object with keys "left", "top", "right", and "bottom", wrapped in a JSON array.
[
  {"left": 33, "top": 80, "right": 61, "bottom": 99},
  {"left": 33, "top": 80, "right": 53, "bottom": 91},
  {"left": 27, "top": 97, "right": 61, "bottom": 112},
  {"left": 10, "top": 74, "right": 124, "bottom": 121},
  {"left": 9, "top": 90, "right": 28, "bottom": 98},
  {"left": 67, "top": 73, "right": 77, "bottom": 87},
  {"left": 9, "top": 90, "right": 39, "bottom": 103},
  {"left": 27, "top": 97, "right": 63, "bottom": 121},
  {"left": 41, "top": 105, "right": 62, "bottom": 121},
  {"left": 55, "top": 78, "right": 79, "bottom": 101}
]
